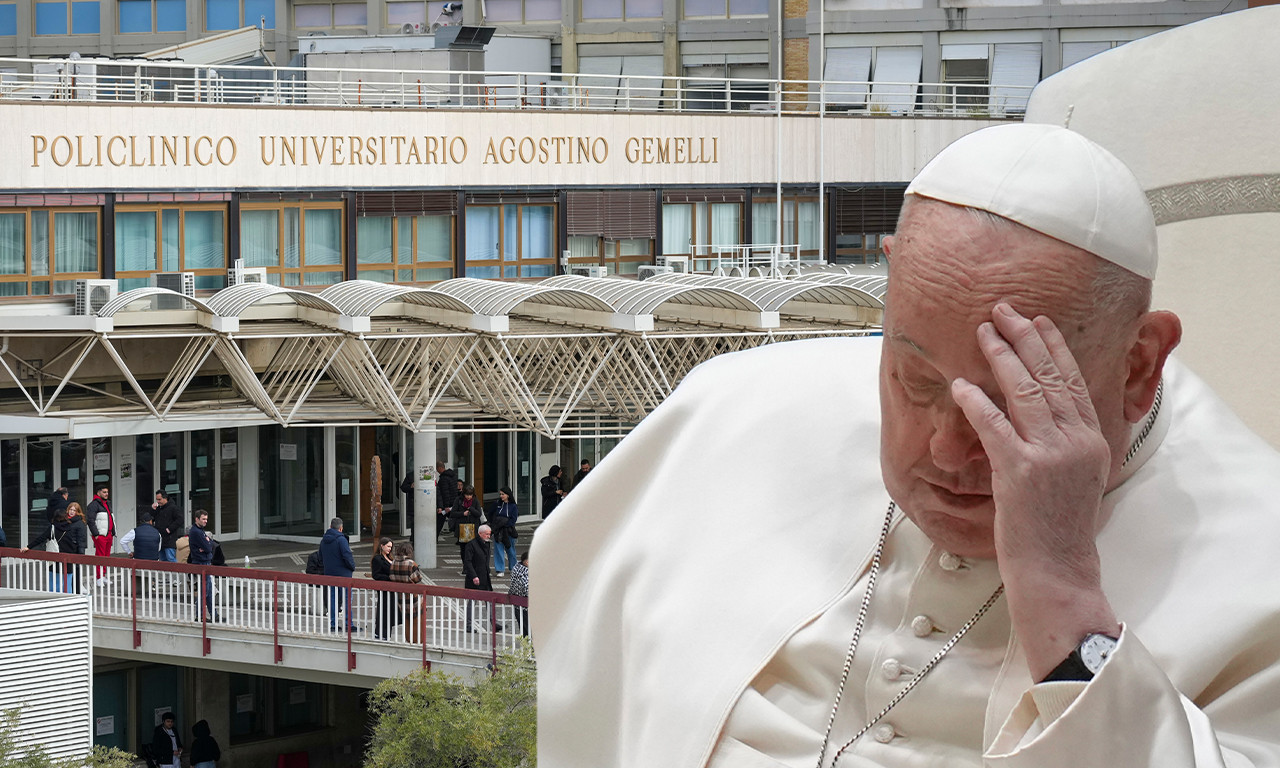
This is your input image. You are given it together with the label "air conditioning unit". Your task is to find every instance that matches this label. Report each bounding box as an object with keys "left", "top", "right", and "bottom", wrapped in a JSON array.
[
  {"left": 227, "top": 259, "right": 268, "bottom": 286},
  {"left": 655, "top": 255, "right": 689, "bottom": 273},
  {"left": 74, "top": 279, "right": 118, "bottom": 316},
  {"left": 400, "top": 22, "right": 423, "bottom": 34},
  {"left": 569, "top": 265, "right": 608, "bottom": 278},
  {"left": 637, "top": 265, "right": 674, "bottom": 282},
  {"left": 150, "top": 271, "right": 195, "bottom": 309}
]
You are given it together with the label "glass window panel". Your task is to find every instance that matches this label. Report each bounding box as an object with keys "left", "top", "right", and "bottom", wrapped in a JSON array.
[
  {"left": 525, "top": 0, "right": 559, "bottom": 19},
  {"left": 228, "top": 674, "right": 267, "bottom": 742},
  {"left": 276, "top": 682, "right": 324, "bottom": 731},
  {"left": 333, "top": 2, "right": 366, "bottom": 24},
  {"left": 91, "top": 437, "right": 111, "bottom": 487},
  {"left": 567, "top": 235, "right": 598, "bottom": 261},
  {"left": 683, "top": 0, "right": 721, "bottom": 16},
  {"left": 710, "top": 203, "right": 740, "bottom": 246},
  {"left": 258, "top": 426, "right": 325, "bottom": 536},
  {"left": 161, "top": 209, "right": 180, "bottom": 271},
  {"left": 205, "top": 0, "right": 237, "bottom": 29},
  {"left": 361, "top": 269, "right": 394, "bottom": 282},
  {"left": 2, "top": 440, "right": 19, "bottom": 549},
  {"left": 619, "top": 238, "right": 650, "bottom": 256},
  {"left": 219, "top": 429, "right": 239, "bottom": 534},
  {"left": 386, "top": 1, "right": 425, "bottom": 24},
  {"left": 54, "top": 212, "right": 98, "bottom": 273},
  {"left": 503, "top": 205, "right": 519, "bottom": 262},
  {"left": 728, "top": 0, "right": 766, "bottom": 14},
  {"left": 36, "top": 3, "right": 69, "bottom": 34},
  {"left": 0, "top": 283, "right": 26, "bottom": 296},
  {"left": 240, "top": 209, "right": 278, "bottom": 267},
  {"left": 32, "top": 281, "right": 50, "bottom": 295},
  {"left": 356, "top": 217, "right": 393, "bottom": 264},
  {"left": 26, "top": 439, "right": 54, "bottom": 539},
  {"left": 335, "top": 426, "right": 355, "bottom": 532},
  {"left": 190, "top": 430, "right": 216, "bottom": 529},
  {"left": 61, "top": 439, "right": 88, "bottom": 514},
  {"left": 465, "top": 207, "right": 499, "bottom": 262},
  {"left": 156, "top": 0, "right": 185, "bottom": 30},
  {"left": 304, "top": 209, "right": 342, "bottom": 266},
  {"left": 295, "top": 4, "right": 330, "bottom": 26},
  {"left": 134, "top": 433, "right": 153, "bottom": 518},
  {"left": 115, "top": 211, "right": 156, "bottom": 273},
  {"left": 118, "top": 0, "right": 151, "bottom": 32},
  {"left": 625, "top": 0, "right": 661, "bottom": 17},
  {"left": 466, "top": 265, "right": 499, "bottom": 279},
  {"left": 71, "top": 1, "right": 100, "bottom": 32},
  {"left": 416, "top": 266, "right": 452, "bottom": 282},
  {"left": 302, "top": 271, "right": 341, "bottom": 286},
  {"left": 283, "top": 207, "right": 301, "bottom": 268},
  {"left": 797, "top": 200, "right": 819, "bottom": 251},
  {"left": 752, "top": 202, "right": 775, "bottom": 243},
  {"left": 485, "top": 0, "right": 521, "bottom": 21},
  {"left": 284, "top": 273, "right": 299, "bottom": 286},
  {"left": 581, "top": 0, "right": 622, "bottom": 17},
  {"left": 183, "top": 209, "right": 225, "bottom": 270},
  {"left": 117, "top": 277, "right": 148, "bottom": 291},
  {"left": 193, "top": 274, "right": 224, "bottom": 291},
  {"left": 397, "top": 268, "right": 413, "bottom": 281},
  {"left": 396, "top": 217, "right": 414, "bottom": 264},
  {"left": 522, "top": 206, "right": 553, "bottom": 261},
  {"left": 521, "top": 264, "right": 553, "bottom": 278},
  {"left": 244, "top": 0, "right": 275, "bottom": 27},
  {"left": 661, "top": 204, "right": 691, "bottom": 254},
  {"left": 0, "top": 5, "right": 16, "bottom": 36},
  {"left": 415, "top": 215, "right": 451, "bottom": 262},
  {"left": 0, "top": 213, "right": 25, "bottom": 275}
]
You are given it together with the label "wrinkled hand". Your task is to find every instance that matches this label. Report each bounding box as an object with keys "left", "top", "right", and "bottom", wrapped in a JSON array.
[{"left": 951, "top": 303, "right": 1119, "bottom": 678}]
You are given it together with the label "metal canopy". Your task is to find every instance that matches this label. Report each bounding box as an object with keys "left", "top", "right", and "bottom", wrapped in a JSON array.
[{"left": 0, "top": 275, "right": 882, "bottom": 438}]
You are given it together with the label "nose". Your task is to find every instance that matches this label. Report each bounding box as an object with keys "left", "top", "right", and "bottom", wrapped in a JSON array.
[{"left": 928, "top": 397, "right": 987, "bottom": 474}]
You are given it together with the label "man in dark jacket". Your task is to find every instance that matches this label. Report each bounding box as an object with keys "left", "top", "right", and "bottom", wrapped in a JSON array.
[
  {"left": 150, "top": 711, "right": 182, "bottom": 768},
  {"left": 320, "top": 517, "right": 359, "bottom": 632},
  {"left": 125, "top": 512, "right": 162, "bottom": 561},
  {"left": 188, "top": 510, "right": 215, "bottom": 620},
  {"left": 541, "top": 465, "right": 565, "bottom": 518},
  {"left": 436, "top": 462, "right": 459, "bottom": 537},
  {"left": 151, "top": 490, "right": 183, "bottom": 562},
  {"left": 46, "top": 487, "right": 69, "bottom": 523},
  {"left": 463, "top": 524, "right": 497, "bottom": 632},
  {"left": 569, "top": 459, "right": 592, "bottom": 494}
]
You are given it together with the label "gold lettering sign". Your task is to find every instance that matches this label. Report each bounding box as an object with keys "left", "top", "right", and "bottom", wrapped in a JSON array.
[{"left": 30, "top": 135, "right": 239, "bottom": 168}]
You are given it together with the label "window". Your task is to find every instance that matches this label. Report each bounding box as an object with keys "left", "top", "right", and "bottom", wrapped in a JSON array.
[
  {"left": 205, "top": 0, "right": 274, "bottom": 30},
  {"left": 0, "top": 208, "right": 100, "bottom": 297},
  {"left": 682, "top": 64, "right": 770, "bottom": 111},
  {"left": 940, "top": 42, "right": 1041, "bottom": 114},
  {"left": 566, "top": 236, "right": 654, "bottom": 276},
  {"left": 661, "top": 202, "right": 740, "bottom": 271},
  {"left": 484, "top": 0, "right": 559, "bottom": 22},
  {"left": 0, "top": 4, "right": 17, "bottom": 36},
  {"left": 114, "top": 205, "right": 227, "bottom": 291},
  {"left": 35, "top": 1, "right": 100, "bottom": 34},
  {"left": 356, "top": 214, "right": 455, "bottom": 283},
  {"left": 240, "top": 202, "right": 344, "bottom": 286},
  {"left": 464, "top": 204, "right": 556, "bottom": 279},
  {"left": 119, "top": 0, "right": 185, "bottom": 32},
  {"left": 752, "top": 196, "right": 821, "bottom": 257},
  {"left": 295, "top": 2, "right": 367, "bottom": 28},
  {"left": 580, "top": 0, "right": 658, "bottom": 20},
  {"left": 387, "top": 1, "right": 457, "bottom": 26},
  {"left": 683, "top": 0, "right": 765, "bottom": 18}
]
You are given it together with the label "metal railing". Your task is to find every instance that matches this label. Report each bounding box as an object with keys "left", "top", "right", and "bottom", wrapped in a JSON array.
[
  {"left": 0, "top": 56, "right": 1033, "bottom": 118},
  {"left": 0, "top": 548, "right": 527, "bottom": 671}
]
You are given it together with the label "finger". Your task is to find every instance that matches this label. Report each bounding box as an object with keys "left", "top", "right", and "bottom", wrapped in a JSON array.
[
  {"left": 975, "top": 321, "right": 1057, "bottom": 441},
  {"left": 1032, "top": 315, "right": 1101, "bottom": 431},
  {"left": 988, "top": 305, "right": 1081, "bottom": 431},
  {"left": 951, "top": 376, "right": 1021, "bottom": 465}
]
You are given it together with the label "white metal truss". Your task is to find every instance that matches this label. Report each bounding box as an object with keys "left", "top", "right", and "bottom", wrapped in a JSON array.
[{"left": 0, "top": 275, "right": 883, "bottom": 437}]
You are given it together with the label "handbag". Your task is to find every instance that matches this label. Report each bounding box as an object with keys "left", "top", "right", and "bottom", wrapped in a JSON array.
[
  {"left": 457, "top": 523, "right": 476, "bottom": 543},
  {"left": 45, "top": 524, "right": 59, "bottom": 552}
]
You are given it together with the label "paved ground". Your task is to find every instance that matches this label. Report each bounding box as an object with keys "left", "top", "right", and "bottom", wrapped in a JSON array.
[{"left": 218, "top": 518, "right": 543, "bottom": 592}]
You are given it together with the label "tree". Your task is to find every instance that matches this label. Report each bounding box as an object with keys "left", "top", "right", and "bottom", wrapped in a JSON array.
[
  {"left": 0, "top": 709, "right": 134, "bottom": 768},
  {"left": 365, "top": 641, "right": 536, "bottom": 768}
]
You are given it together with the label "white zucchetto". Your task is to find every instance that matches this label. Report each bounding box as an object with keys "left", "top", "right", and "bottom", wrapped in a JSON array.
[{"left": 905, "top": 123, "right": 1158, "bottom": 280}]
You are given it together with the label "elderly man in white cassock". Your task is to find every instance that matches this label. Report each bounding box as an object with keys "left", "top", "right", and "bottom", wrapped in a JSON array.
[{"left": 530, "top": 122, "right": 1280, "bottom": 767}]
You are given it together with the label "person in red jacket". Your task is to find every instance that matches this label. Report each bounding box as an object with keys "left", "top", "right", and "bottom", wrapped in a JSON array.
[{"left": 86, "top": 485, "right": 114, "bottom": 586}]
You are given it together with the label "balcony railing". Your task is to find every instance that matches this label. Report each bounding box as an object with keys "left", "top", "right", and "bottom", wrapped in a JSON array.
[
  {"left": 0, "top": 547, "right": 527, "bottom": 672},
  {"left": 0, "top": 56, "right": 1033, "bottom": 118}
]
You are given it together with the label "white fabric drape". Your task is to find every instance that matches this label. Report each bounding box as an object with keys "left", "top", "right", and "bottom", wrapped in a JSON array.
[
  {"left": 114, "top": 211, "right": 157, "bottom": 273},
  {"left": 183, "top": 210, "right": 225, "bottom": 271},
  {"left": 662, "top": 204, "right": 692, "bottom": 255},
  {"left": 710, "top": 203, "right": 740, "bottom": 247},
  {"left": 240, "top": 210, "right": 278, "bottom": 268},
  {"left": 356, "top": 216, "right": 394, "bottom": 264},
  {"left": 54, "top": 212, "right": 98, "bottom": 274}
]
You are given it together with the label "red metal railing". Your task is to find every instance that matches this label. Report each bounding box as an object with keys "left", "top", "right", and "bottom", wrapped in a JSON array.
[{"left": 0, "top": 548, "right": 527, "bottom": 672}]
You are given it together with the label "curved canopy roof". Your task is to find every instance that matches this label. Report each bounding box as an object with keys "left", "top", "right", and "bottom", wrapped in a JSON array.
[
  {"left": 649, "top": 273, "right": 884, "bottom": 310},
  {"left": 204, "top": 282, "right": 344, "bottom": 317},
  {"left": 98, "top": 287, "right": 216, "bottom": 316},
  {"left": 541, "top": 274, "right": 766, "bottom": 314}
]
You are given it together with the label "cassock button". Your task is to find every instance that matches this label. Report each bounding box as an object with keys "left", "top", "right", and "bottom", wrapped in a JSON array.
[
  {"left": 911, "top": 615, "right": 936, "bottom": 638},
  {"left": 939, "top": 552, "right": 965, "bottom": 571},
  {"left": 881, "top": 658, "right": 915, "bottom": 681},
  {"left": 873, "top": 724, "right": 897, "bottom": 744}
]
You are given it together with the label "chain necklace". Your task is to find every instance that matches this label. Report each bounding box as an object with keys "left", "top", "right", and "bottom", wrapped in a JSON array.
[{"left": 815, "top": 502, "right": 1005, "bottom": 768}]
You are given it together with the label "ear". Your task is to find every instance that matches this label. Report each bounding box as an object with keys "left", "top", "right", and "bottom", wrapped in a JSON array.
[
  {"left": 1123, "top": 310, "right": 1182, "bottom": 423},
  {"left": 882, "top": 235, "right": 896, "bottom": 258}
]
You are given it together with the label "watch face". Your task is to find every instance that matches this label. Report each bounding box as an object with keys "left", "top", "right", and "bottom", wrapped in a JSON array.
[{"left": 1079, "top": 634, "right": 1118, "bottom": 674}]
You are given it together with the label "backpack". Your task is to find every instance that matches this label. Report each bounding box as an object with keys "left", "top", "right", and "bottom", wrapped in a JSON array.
[{"left": 305, "top": 548, "right": 324, "bottom": 575}]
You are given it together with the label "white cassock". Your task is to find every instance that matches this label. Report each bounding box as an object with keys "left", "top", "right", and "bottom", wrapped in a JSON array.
[{"left": 531, "top": 336, "right": 1280, "bottom": 767}]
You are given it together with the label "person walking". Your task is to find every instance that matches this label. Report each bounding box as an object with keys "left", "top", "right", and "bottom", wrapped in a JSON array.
[
  {"left": 435, "top": 462, "right": 459, "bottom": 538},
  {"left": 150, "top": 712, "right": 183, "bottom": 768},
  {"left": 22, "top": 506, "right": 86, "bottom": 592},
  {"left": 463, "top": 524, "right": 496, "bottom": 632},
  {"left": 189, "top": 719, "right": 220, "bottom": 768},
  {"left": 370, "top": 537, "right": 399, "bottom": 640},
  {"left": 508, "top": 550, "right": 530, "bottom": 638},
  {"left": 188, "top": 510, "right": 216, "bottom": 621},
  {"left": 540, "top": 466, "right": 565, "bottom": 519},
  {"left": 85, "top": 485, "right": 114, "bottom": 586},
  {"left": 389, "top": 542, "right": 422, "bottom": 643},
  {"left": 46, "top": 487, "right": 69, "bottom": 523},
  {"left": 151, "top": 490, "right": 183, "bottom": 562},
  {"left": 448, "top": 485, "right": 483, "bottom": 572},
  {"left": 320, "top": 518, "right": 359, "bottom": 632},
  {"left": 488, "top": 486, "right": 519, "bottom": 578}
]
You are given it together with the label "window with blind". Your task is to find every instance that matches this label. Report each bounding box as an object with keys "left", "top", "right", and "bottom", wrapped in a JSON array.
[
  {"left": 464, "top": 203, "right": 556, "bottom": 280},
  {"left": 0, "top": 208, "right": 101, "bottom": 297},
  {"left": 356, "top": 215, "right": 454, "bottom": 283},
  {"left": 240, "top": 201, "right": 344, "bottom": 287},
  {"left": 832, "top": 186, "right": 905, "bottom": 265},
  {"left": 114, "top": 204, "right": 228, "bottom": 291}
]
